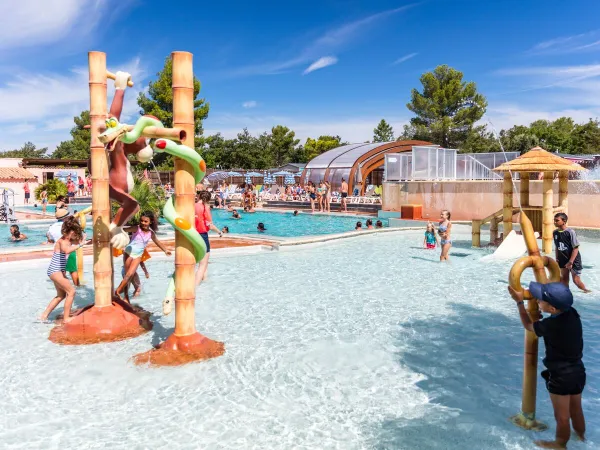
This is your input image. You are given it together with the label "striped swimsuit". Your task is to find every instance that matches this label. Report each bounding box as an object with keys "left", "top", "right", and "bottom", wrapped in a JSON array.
[{"left": 47, "top": 251, "right": 67, "bottom": 277}]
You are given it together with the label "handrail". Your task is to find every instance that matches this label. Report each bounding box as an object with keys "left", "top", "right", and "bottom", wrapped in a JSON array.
[{"left": 457, "top": 154, "right": 503, "bottom": 180}]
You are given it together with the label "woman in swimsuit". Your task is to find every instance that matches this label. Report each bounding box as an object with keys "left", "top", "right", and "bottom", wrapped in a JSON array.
[
  {"left": 40, "top": 190, "right": 48, "bottom": 216},
  {"left": 438, "top": 209, "right": 452, "bottom": 261},
  {"left": 115, "top": 212, "right": 171, "bottom": 301},
  {"left": 195, "top": 190, "right": 223, "bottom": 285},
  {"left": 307, "top": 181, "right": 317, "bottom": 213},
  {"left": 317, "top": 182, "right": 325, "bottom": 212},
  {"left": 40, "top": 219, "right": 85, "bottom": 322},
  {"left": 324, "top": 181, "right": 332, "bottom": 213}
]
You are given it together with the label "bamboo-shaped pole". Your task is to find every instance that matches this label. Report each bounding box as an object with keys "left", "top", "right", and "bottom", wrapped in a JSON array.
[
  {"left": 558, "top": 171, "right": 568, "bottom": 215},
  {"left": 490, "top": 216, "right": 498, "bottom": 243},
  {"left": 542, "top": 172, "right": 554, "bottom": 254},
  {"left": 89, "top": 52, "right": 112, "bottom": 308},
  {"left": 520, "top": 172, "right": 530, "bottom": 207},
  {"left": 75, "top": 206, "right": 92, "bottom": 284},
  {"left": 172, "top": 51, "right": 197, "bottom": 337},
  {"left": 503, "top": 172, "right": 513, "bottom": 235},
  {"left": 472, "top": 219, "right": 481, "bottom": 247}
]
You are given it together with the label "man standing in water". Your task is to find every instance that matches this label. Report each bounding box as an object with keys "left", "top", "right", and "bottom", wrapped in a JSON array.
[
  {"left": 553, "top": 213, "right": 590, "bottom": 293},
  {"left": 340, "top": 178, "right": 348, "bottom": 212}
]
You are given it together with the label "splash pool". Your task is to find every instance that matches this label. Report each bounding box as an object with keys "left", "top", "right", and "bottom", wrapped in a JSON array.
[{"left": 1, "top": 228, "right": 598, "bottom": 449}]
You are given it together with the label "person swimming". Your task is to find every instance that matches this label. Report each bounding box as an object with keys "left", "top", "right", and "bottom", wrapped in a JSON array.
[
  {"left": 257, "top": 222, "right": 266, "bottom": 232},
  {"left": 355, "top": 221, "right": 362, "bottom": 230},
  {"left": 10, "top": 225, "right": 27, "bottom": 241}
]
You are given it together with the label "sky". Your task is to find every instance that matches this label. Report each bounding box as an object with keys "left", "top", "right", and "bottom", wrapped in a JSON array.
[{"left": 2, "top": 0, "right": 600, "bottom": 152}]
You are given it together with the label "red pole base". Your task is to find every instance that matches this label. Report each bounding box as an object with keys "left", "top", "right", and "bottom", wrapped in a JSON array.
[
  {"left": 132, "top": 332, "right": 225, "bottom": 366},
  {"left": 49, "top": 299, "right": 151, "bottom": 345}
]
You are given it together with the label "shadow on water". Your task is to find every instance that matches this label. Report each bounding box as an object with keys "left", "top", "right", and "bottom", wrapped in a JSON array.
[{"left": 373, "top": 303, "right": 536, "bottom": 450}]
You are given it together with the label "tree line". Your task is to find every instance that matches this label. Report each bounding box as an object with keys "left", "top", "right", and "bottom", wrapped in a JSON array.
[{"left": 3, "top": 61, "right": 600, "bottom": 168}]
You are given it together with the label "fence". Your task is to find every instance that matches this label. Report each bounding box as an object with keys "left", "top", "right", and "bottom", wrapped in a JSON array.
[{"left": 385, "top": 147, "right": 519, "bottom": 182}]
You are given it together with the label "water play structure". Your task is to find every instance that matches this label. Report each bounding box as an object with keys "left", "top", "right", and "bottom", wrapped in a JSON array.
[
  {"left": 0, "top": 187, "right": 17, "bottom": 223},
  {"left": 507, "top": 212, "right": 561, "bottom": 430},
  {"left": 49, "top": 51, "right": 224, "bottom": 365},
  {"left": 472, "top": 147, "right": 585, "bottom": 251}
]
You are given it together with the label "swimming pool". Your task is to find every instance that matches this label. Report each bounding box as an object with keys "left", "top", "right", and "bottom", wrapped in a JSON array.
[
  {"left": 0, "top": 221, "right": 172, "bottom": 249},
  {"left": 1, "top": 228, "right": 598, "bottom": 448},
  {"left": 207, "top": 208, "right": 386, "bottom": 237},
  {"left": 16, "top": 204, "right": 91, "bottom": 216}
]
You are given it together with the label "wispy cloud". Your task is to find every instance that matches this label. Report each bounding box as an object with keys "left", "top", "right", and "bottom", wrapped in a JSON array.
[
  {"left": 0, "top": 57, "right": 147, "bottom": 152},
  {"left": 392, "top": 52, "right": 418, "bottom": 65},
  {"left": 494, "top": 64, "right": 600, "bottom": 95},
  {"left": 303, "top": 57, "right": 338, "bottom": 75},
  {"left": 0, "top": 0, "right": 127, "bottom": 53},
  {"left": 242, "top": 101, "right": 258, "bottom": 108},
  {"left": 528, "top": 30, "right": 600, "bottom": 55},
  {"left": 224, "top": 4, "right": 419, "bottom": 77}
]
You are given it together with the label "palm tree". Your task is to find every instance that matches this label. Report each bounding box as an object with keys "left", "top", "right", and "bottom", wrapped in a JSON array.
[{"left": 112, "top": 176, "right": 166, "bottom": 225}]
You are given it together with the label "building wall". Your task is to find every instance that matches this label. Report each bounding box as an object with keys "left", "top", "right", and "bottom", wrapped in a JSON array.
[
  {"left": 382, "top": 180, "right": 600, "bottom": 228},
  {"left": 0, "top": 158, "right": 86, "bottom": 205}
]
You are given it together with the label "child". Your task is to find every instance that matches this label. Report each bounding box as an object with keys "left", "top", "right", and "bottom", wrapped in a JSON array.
[
  {"left": 375, "top": 220, "right": 383, "bottom": 229},
  {"left": 257, "top": 223, "right": 266, "bottom": 232},
  {"left": 508, "top": 282, "right": 586, "bottom": 449},
  {"left": 423, "top": 222, "right": 438, "bottom": 249},
  {"left": 553, "top": 213, "right": 590, "bottom": 293},
  {"left": 115, "top": 212, "right": 171, "bottom": 302},
  {"left": 355, "top": 221, "right": 362, "bottom": 230},
  {"left": 293, "top": 210, "right": 299, "bottom": 216},
  {"left": 232, "top": 210, "right": 241, "bottom": 219},
  {"left": 221, "top": 226, "right": 229, "bottom": 234},
  {"left": 366, "top": 219, "right": 374, "bottom": 229},
  {"left": 10, "top": 225, "right": 27, "bottom": 241},
  {"left": 40, "top": 219, "right": 85, "bottom": 322}
]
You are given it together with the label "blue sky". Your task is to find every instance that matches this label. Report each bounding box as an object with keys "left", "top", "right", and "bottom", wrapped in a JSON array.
[{"left": 2, "top": 0, "right": 600, "bottom": 152}]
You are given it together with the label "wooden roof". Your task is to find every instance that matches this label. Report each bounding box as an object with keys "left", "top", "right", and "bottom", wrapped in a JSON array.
[
  {"left": 0, "top": 167, "right": 37, "bottom": 180},
  {"left": 493, "top": 147, "right": 586, "bottom": 173},
  {"left": 21, "top": 158, "right": 88, "bottom": 168}
]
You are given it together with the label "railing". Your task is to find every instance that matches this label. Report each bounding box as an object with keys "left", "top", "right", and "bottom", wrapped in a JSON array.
[{"left": 457, "top": 154, "right": 503, "bottom": 180}]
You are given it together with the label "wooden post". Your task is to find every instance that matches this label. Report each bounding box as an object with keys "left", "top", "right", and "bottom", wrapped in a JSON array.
[
  {"left": 89, "top": 52, "right": 112, "bottom": 308},
  {"left": 172, "top": 51, "right": 197, "bottom": 338},
  {"left": 472, "top": 219, "right": 481, "bottom": 247},
  {"left": 558, "top": 171, "right": 568, "bottom": 215},
  {"left": 520, "top": 172, "right": 530, "bottom": 207},
  {"left": 542, "top": 171, "right": 554, "bottom": 254},
  {"left": 503, "top": 172, "right": 513, "bottom": 236},
  {"left": 490, "top": 216, "right": 499, "bottom": 244}
]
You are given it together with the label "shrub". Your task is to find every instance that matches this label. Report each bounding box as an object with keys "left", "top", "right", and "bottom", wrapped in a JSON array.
[{"left": 35, "top": 179, "right": 67, "bottom": 203}]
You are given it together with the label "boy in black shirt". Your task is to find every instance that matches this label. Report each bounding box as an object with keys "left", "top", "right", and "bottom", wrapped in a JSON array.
[
  {"left": 553, "top": 213, "right": 590, "bottom": 293},
  {"left": 509, "top": 282, "right": 586, "bottom": 448}
]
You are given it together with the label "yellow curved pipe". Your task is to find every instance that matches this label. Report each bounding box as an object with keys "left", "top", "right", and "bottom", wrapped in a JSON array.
[{"left": 74, "top": 206, "right": 92, "bottom": 284}]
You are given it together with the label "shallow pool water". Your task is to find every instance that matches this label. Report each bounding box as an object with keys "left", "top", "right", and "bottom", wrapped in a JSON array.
[
  {"left": 16, "top": 204, "right": 91, "bottom": 215},
  {"left": 1, "top": 228, "right": 598, "bottom": 449}
]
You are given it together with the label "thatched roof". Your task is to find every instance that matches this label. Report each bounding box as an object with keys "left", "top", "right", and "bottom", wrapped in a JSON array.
[{"left": 493, "top": 147, "right": 586, "bottom": 173}]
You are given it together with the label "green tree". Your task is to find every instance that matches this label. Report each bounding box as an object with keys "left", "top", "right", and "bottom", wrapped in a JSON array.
[
  {"left": 460, "top": 125, "right": 500, "bottom": 153},
  {"left": 572, "top": 119, "right": 600, "bottom": 154},
  {"left": 373, "top": 119, "right": 395, "bottom": 142},
  {"left": 35, "top": 179, "right": 67, "bottom": 203},
  {"left": 302, "top": 135, "right": 343, "bottom": 161},
  {"left": 52, "top": 111, "right": 91, "bottom": 159},
  {"left": 407, "top": 65, "right": 487, "bottom": 147},
  {"left": 111, "top": 177, "right": 166, "bottom": 225},
  {"left": 137, "top": 56, "right": 210, "bottom": 167},
  {"left": 270, "top": 125, "right": 300, "bottom": 166},
  {"left": 0, "top": 142, "right": 48, "bottom": 158}
]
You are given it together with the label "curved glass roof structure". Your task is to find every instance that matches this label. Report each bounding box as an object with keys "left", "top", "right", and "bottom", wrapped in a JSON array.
[{"left": 301, "top": 140, "right": 433, "bottom": 194}]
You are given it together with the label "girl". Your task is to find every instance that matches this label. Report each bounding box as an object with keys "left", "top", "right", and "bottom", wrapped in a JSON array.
[
  {"left": 40, "top": 219, "right": 85, "bottom": 322},
  {"left": 324, "top": 181, "right": 332, "bottom": 213},
  {"left": 77, "top": 176, "right": 85, "bottom": 197},
  {"left": 423, "top": 222, "right": 438, "bottom": 249},
  {"left": 195, "top": 191, "right": 223, "bottom": 285},
  {"left": 40, "top": 190, "right": 48, "bottom": 216},
  {"left": 86, "top": 174, "right": 92, "bottom": 196},
  {"left": 317, "top": 182, "right": 325, "bottom": 212},
  {"left": 438, "top": 210, "right": 452, "bottom": 261},
  {"left": 115, "top": 212, "right": 171, "bottom": 301}
]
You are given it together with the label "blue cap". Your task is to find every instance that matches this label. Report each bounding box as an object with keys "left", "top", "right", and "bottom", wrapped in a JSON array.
[{"left": 529, "top": 282, "right": 573, "bottom": 310}]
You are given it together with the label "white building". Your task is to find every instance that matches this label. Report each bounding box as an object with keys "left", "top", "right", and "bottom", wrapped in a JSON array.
[{"left": 0, "top": 158, "right": 87, "bottom": 205}]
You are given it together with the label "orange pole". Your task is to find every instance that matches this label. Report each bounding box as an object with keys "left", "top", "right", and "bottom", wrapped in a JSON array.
[
  {"left": 172, "top": 51, "right": 197, "bottom": 337},
  {"left": 89, "top": 52, "right": 112, "bottom": 308}
]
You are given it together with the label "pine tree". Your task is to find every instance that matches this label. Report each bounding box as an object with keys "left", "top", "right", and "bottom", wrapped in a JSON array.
[{"left": 373, "top": 119, "right": 395, "bottom": 142}]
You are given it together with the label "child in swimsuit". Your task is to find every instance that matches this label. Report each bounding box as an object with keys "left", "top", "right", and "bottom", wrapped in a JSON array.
[
  {"left": 115, "top": 211, "right": 171, "bottom": 302},
  {"left": 424, "top": 222, "right": 438, "bottom": 249},
  {"left": 438, "top": 209, "right": 452, "bottom": 261},
  {"left": 40, "top": 219, "right": 85, "bottom": 322}
]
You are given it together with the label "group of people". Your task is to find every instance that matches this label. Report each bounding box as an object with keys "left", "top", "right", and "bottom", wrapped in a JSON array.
[{"left": 355, "top": 219, "right": 383, "bottom": 230}]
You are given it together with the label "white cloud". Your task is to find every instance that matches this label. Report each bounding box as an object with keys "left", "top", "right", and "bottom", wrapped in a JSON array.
[
  {"left": 0, "top": 57, "right": 147, "bottom": 152},
  {"left": 303, "top": 57, "right": 338, "bottom": 75},
  {"left": 224, "top": 4, "right": 418, "bottom": 77},
  {"left": 242, "top": 101, "right": 258, "bottom": 109},
  {"left": 392, "top": 52, "right": 418, "bottom": 65},
  {"left": 0, "top": 0, "right": 124, "bottom": 52},
  {"left": 528, "top": 30, "right": 600, "bottom": 55}
]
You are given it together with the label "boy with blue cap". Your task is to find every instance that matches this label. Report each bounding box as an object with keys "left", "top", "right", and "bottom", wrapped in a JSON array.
[{"left": 509, "top": 282, "right": 586, "bottom": 449}]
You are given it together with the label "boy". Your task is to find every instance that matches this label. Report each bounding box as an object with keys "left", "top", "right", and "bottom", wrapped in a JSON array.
[
  {"left": 553, "top": 213, "right": 590, "bottom": 293},
  {"left": 509, "top": 282, "right": 586, "bottom": 449}
]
